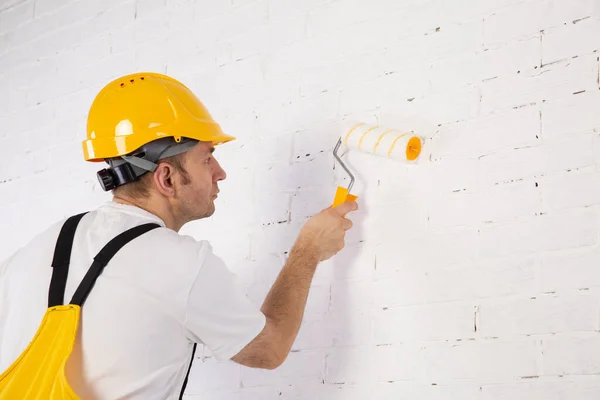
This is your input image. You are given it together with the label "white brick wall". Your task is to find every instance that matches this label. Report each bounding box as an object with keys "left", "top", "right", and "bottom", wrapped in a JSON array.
[{"left": 1, "top": 0, "right": 600, "bottom": 398}]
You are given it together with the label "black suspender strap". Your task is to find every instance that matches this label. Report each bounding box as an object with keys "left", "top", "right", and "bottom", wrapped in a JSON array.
[
  {"left": 48, "top": 212, "right": 88, "bottom": 308},
  {"left": 179, "top": 343, "right": 197, "bottom": 400},
  {"left": 48, "top": 215, "right": 190, "bottom": 395},
  {"left": 69, "top": 223, "right": 160, "bottom": 307}
]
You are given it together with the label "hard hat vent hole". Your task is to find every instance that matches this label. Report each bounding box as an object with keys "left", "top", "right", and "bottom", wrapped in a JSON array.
[
  {"left": 130, "top": 79, "right": 134, "bottom": 83},
  {"left": 120, "top": 83, "right": 124, "bottom": 88},
  {"left": 140, "top": 77, "right": 145, "bottom": 80}
]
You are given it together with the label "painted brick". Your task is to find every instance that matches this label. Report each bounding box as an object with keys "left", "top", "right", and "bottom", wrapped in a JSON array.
[
  {"left": 193, "top": 0, "right": 266, "bottom": 42},
  {"left": 330, "top": 280, "right": 373, "bottom": 315},
  {"left": 292, "top": 316, "right": 334, "bottom": 350},
  {"left": 540, "top": 0, "right": 600, "bottom": 29},
  {"left": 542, "top": 91, "right": 600, "bottom": 138},
  {"left": 384, "top": 20, "right": 483, "bottom": 71},
  {"left": 426, "top": 256, "right": 538, "bottom": 302},
  {"left": 542, "top": 17, "right": 600, "bottom": 64},
  {"left": 374, "top": 228, "right": 478, "bottom": 280},
  {"left": 540, "top": 249, "right": 600, "bottom": 292},
  {"left": 540, "top": 169, "right": 600, "bottom": 211},
  {"left": 373, "top": 344, "right": 427, "bottom": 382},
  {"left": 325, "top": 244, "right": 376, "bottom": 283},
  {"left": 329, "top": 311, "right": 372, "bottom": 348},
  {"left": 479, "top": 133, "right": 595, "bottom": 185},
  {"left": 478, "top": 36, "right": 542, "bottom": 79},
  {"left": 254, "top": 155, "right": 335, "bottom": 193},
  {"left": 135, "top": 0, "right": 166, "bottom": 18},
  {"left": 543, "top": 333, "right": 600, "bottom": 375},
  {"left": 480, "top": 55, "right": 599, "bottom": 115},
  {"left": 268, "top": 0, "right": 330, "bottom": 20},
  {"left": 478, "top": 294, "right": 600, "bottom": 336},
  {"left": 133, "top": 7, "right": 168, "bottom": 44},
  {"left": 12, "top": 10, "right": 58, "bottom": 45},
  {"left": 374, "top": 381, "right": 484, "bottom": 399},
  {"left": 430, "top": 157, "right": 479, "bottom": 193},
  {"left": 383, "top": 86, "right": 480, "bottom": 127},
  {"left": 478, "top": 179, "right": 541, "bottom": 223},
  {"left": 428, "top": 191, "right": 480, "bottom": 228},
  {"left": 483, "top": 1, "right": 547, "bottom": 46},
  {"left": 325, "top": 346, "right": 372, "bottom": 385},
  {"left": 481, "top": 376, "right": 600, "bottom": 400},
  {"left": 373, "top": 303, "right": 476, "bottom": 344},
  {"left": 425, "top": 339, "right": 540, "bottom": 382},
  {"left": 0, "top": 0, "right": 33, "bottom": 33},
  {"left": 478, "top": 209, "right": 597, "bottom": 258},
  {"left": 33, "top": 0, "right": 76, "bottom": 17},
  {"left": 249, "top": 221, "right": 305, "bottom": 259},
  {"left": 229, "top": 16, "right": 306, "bottom": 61}
]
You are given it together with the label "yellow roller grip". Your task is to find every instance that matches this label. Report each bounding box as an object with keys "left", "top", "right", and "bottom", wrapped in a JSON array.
[{"left": 332, "top": 186, "right": 358, "bottom": 208}]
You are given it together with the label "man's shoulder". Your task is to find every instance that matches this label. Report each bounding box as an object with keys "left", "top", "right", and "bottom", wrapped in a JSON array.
[
  {"left": 142, "top": 225, "right": 210, "bottom": 250},
  {"left": 124, "top": 224, "right": 215, "bottom": 268},
  {"left": 0, "top": 217, "right": 67, "bottom": 275}
]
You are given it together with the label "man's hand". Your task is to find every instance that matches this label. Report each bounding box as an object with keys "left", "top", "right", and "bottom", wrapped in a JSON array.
[{"left": 297, "top": 201, "right": 359, "bottom": 261}]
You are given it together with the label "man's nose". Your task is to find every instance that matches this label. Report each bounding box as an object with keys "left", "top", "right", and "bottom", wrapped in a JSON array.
[{"left": 214, "top": 160, "right": 226, "bottom": 182}]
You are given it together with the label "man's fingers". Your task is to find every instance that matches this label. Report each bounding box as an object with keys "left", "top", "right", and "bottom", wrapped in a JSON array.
[
  {"left": 333, "top": 201, "right": 358, "bottom": 216},
  {"left": 342, "top": 218, "right": 353, "bottom": 231}
]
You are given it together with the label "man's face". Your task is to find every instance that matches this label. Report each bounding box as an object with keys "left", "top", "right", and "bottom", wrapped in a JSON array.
[{"left": 175, "top": 141, "right": 226, "bottom": 221}]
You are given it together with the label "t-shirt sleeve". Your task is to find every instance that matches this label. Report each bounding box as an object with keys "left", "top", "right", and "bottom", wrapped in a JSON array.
[{"left": 183, "top": 241, "right": 266, "bottom": 361}]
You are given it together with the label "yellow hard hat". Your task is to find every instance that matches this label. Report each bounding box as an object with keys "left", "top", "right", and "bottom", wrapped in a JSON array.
[{"left": 82, "top": 72, "right": 235, "bottom": 162}]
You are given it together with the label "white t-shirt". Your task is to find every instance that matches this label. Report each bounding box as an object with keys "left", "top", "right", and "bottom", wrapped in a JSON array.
[{"left": 0, "top": 201, "right": 266, "bottom": 399}]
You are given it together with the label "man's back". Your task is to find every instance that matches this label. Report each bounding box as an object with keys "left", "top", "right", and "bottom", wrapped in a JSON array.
[{"left": 0, "top": 201, "right": 265, "bottom": 399}]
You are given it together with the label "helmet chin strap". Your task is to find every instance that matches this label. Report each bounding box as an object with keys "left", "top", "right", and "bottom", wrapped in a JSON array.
[
  {"left": 96, "top": 138, "right": 199, "bottom": 191},
  {"left": 120, "top": 155, "right": 158, "bottom": 172}
]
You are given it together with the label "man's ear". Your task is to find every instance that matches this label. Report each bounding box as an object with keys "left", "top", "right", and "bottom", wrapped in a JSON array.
[{"left": 153, "top": 162, "right": 176, "bottom": 197}]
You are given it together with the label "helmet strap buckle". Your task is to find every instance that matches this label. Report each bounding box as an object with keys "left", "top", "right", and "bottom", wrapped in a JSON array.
[{"left": 96, "top": 163, "right": 137, "bottom": 191}]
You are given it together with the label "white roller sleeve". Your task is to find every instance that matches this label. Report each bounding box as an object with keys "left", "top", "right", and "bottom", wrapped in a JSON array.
[{"left": 342, "top": 122, "right": 422, "bottom": 162}]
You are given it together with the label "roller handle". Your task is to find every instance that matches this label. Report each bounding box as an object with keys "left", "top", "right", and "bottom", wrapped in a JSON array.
[{"left": 332, "top": 186, "right": 358, "bottom": 210}]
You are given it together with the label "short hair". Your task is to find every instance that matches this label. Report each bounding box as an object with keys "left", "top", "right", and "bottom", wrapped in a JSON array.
[{"left": 112, "top": 152, "right": 191, "bottom": 199}]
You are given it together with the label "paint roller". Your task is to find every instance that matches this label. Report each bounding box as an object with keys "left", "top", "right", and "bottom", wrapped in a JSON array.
[{"left": 332, "top": 122, "right": 423, "bottom": 207}]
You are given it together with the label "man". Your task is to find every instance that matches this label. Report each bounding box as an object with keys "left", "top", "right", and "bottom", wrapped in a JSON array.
[{"left": 0, "top": 72, "right": 358, "bottom": 399}]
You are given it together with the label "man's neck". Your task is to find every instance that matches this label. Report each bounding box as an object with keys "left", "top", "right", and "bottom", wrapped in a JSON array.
[{"left": 112, "top": 196, "right": 183, "bottom": 232}]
